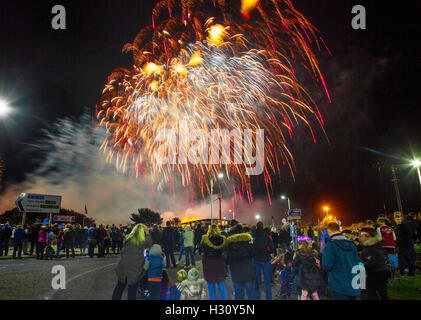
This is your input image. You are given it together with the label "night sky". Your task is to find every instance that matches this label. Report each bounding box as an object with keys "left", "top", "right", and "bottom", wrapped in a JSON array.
[{"left": 0, "top": 0, "right": 420, "bottom": 225}]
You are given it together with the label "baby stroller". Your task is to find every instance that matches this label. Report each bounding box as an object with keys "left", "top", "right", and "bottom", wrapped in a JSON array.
[
  {"left": 137, "top": 273, "right": 150, "bottom": 300},
  {"left": 276, "top": 268, "right": 297, "bottom": 300}
]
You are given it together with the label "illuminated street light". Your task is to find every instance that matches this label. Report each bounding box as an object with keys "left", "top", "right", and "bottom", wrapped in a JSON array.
[
  {"left": 217, "top": 172, "right": 224, "bottom": 179},
  {"left": 281, "top": 195, "right": 291, "bottom": 211},
  {"left": 255, "top": 213, "right": 261, "bottom": 220},
  {"left": 0, "top": 98, "right": 12, "bottom": 118},
  {"left": 411, "top": 158, "right": 421, "bottom": 189}
]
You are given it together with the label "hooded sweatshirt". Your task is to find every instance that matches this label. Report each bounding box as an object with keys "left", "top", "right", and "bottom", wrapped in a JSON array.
[
  {"left": 183, "top": 226, "right": 194, "bottom": 247},
  {"left": 322, "top": 233, "right": 361, "bottom": 297}
]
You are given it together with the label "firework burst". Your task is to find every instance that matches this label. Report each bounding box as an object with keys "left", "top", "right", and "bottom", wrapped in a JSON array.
[{"left": 97, "top": 0, "right": 329, "bottom": 200}]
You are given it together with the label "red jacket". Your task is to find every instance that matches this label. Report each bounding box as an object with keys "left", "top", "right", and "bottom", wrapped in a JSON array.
[{"left": 377, "top": 225, "right": 396, "bottom": 249}]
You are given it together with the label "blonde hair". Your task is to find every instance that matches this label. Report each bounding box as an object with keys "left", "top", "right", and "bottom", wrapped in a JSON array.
[{"left": 124, "top": 224, "right": 148, "bottom": 247}]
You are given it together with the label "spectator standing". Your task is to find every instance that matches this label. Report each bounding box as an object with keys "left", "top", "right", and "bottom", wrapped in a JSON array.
[
  {"left": 12, "top": 225, "right": 26, "bottom": 259},
  {"left": 322, "top": 222, "right": 361, "bottom": 300},
  {"left": 160, "top": 221, "right": 177, "bottom": 268},
  {"left": 183, "top": 225, "right": 195, "bottom": 268},
  {"left": 252, "top": 221, "right": 274, "bottom": 300},
  {"left": 201, "top": 224, "right": 228, "bottom": 300}
]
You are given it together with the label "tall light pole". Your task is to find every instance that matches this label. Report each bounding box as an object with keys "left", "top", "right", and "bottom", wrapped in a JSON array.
[
  {"left": 210, "top": 172, "right": 224, "bottom": 224},
  {"left": 411, "top": 159, "right": 421, "bottom": 190},
  {"left": 391, "top": 165, "right": 404, "bottom": 213},
  {"left": 281, "top": 195, "right": 291, "bottom": 211}
]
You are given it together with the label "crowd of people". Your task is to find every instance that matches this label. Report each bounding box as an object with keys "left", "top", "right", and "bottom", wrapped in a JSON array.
[
  {"left": 1, "top": 211, "right": 420, "bottom": 301},
  {"left": 111, "top": 211, "right": 420, "bottom": 300},
  {"left": 0, "top": 219, "right": 128, "bottom": 259}
]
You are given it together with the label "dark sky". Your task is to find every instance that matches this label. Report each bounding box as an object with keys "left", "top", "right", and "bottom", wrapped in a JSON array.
[{"left": 0, "top": 0, "right": 420, "bottom": 224}]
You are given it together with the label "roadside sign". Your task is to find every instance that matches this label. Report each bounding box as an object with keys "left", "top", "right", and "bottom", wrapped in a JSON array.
[
  {"left": 287, "top": 209, "right": 302, "bottom": 220},
  {"left": 53, "top": 216, "right": 76, "bottom": 223},
  {"left": 15, "top": 193, "right": 61, "bottom": 213}
]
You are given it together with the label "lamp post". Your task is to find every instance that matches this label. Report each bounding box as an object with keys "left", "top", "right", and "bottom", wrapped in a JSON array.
[
  {"left": 391, "top": 165, "right": 404, "bottom": 213},
  {"left": 210, "top": 172, "right": 224, "bottom": 224},
  {"left": 281, "top": 195, "right": 291, "bottom": 215}
]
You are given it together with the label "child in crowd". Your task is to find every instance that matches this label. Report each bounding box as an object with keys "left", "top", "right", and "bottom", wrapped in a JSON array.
[
  {"left": 169, "top": 269, "right": 187, "bottom": 300},
  {"left": 180, "top": 267, "right": 207, "bottom": 300},
  {"left": 292, "top": 242, "right": 322, "bottom": 300},
  {"left": 271, "top": 248, "right": 284, "bottom": 280},
  {"left": 144, "top": 244, "right": 164, "bottom": 300}
]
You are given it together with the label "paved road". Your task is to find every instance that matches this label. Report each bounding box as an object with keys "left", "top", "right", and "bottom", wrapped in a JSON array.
[{"left": 0, "top": 252, "right": 298, "bottom": 300}]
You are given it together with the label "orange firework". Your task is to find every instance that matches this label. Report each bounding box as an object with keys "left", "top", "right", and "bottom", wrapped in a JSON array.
[{"left": 97, "top": 0, "right": 330, "bottom": 201}]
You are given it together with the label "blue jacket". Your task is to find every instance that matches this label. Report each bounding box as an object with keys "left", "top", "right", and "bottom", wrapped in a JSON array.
[
  {"left": 322, "top": 233, "right": 361, "bottom": 297},
  {"left": 147, "top": 255, "right": 164, "bottom": 279},
  {"left": 13, "top": 229, "right": 26, "bottom": 242}
]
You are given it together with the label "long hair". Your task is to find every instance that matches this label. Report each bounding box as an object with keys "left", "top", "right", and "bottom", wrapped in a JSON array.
[{"left": 124, "top": 223, "right": 148, "bottom": 247}]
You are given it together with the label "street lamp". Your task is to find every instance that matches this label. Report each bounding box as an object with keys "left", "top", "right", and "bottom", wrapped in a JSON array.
[
  {"left": 323, "top": 206, "right": 329, "bottom": 216},
  {"left": 0, "top": 98, "right": 12, "bottom": 118},
  {"left": 411, "top": 158, "right": 421, "bottom": 189},
  {"left": 210, "top": 172, "right": 224, "bottom": 224},
  {"left": 255, "top": 213, "right": 261, "bottom": 221},
  {"left": 281, "top": 195, "right": 291, "bottom": 211}
]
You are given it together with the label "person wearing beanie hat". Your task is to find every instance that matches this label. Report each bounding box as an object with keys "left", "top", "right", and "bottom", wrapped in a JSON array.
[
  {"left": 144, "top": 244, "right": 164, "bottom": 300},
  {"left": 359, "top": 227, "right": 389, "bottom": 300},
  {"left": 179, "top": 267, "right": 206, "bottom": 300}
]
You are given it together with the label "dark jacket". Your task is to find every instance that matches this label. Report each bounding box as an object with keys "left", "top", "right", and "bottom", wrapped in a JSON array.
[
  {"left": 322, "top": 233, "right": 361, "bottom": 297},
  {"left": 278, "top": 228, "right": 291, "bottom": 246},
  {"left": 252, "top": 229, "right": 274, "bottom": 262},
  {"left": 97, "top": 228, "right": 106, "bottom": 242},
  {"left": 202, "top": 234, "right": 227, "bottom": 283},
  {"left": 394, "top": 223, "right": 411, "bottom": 248},
  {"left": 225, "top": 233, "right": 255, "bottom": 283},
  {"left": 111, "top": 228, "right": 122, "bottom": 242},
  {"left": 63, "top": 228, "right": 75, "bottom": 244},
  {"left": 150, "top": 228, "right": 161, "bottom": 245},
  {"left": 194, "top": 225, "right": 205, "bottom": 244},
  {"left": 360, "top": 236, "right": 387, "bottom": 274},
  {"left": 292, "top": 252, "right": 323, "bottom": 290},
  {"left": 29, "top": 223, "right": 41, "bottom": 242},
  {"left": 13, "top": 228, "right": 26, "bottom": 242},
  {"left": 1, "top": 226, "right": 12, "bottom": 241},
  {"left": 160, "top": 227, "right": 176, "bottom": 250}
]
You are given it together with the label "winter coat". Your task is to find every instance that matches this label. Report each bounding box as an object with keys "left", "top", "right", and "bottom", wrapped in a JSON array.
[
  {"left": 322, "top": 233, "right": 361, "bottom": 297},
  {"left": 201, "top": 234, "right": 227, "bottom": 283},
  {"left": 278, "top": 228, "right": 291, "bottom": 246},
  {"left": 29, "top": 223, "right": 41, "bottom": 242},
  {"left": 376, "top": 225, "right": 396, "bottom": 249},
  {"left": 394, "top": 223, "right": 411, "bottom": 248},
  {"left": 97, "top": 228, "right": 106, "bottom": 242},
  {"left": 111, "top": 228, "right": 122, "bottom": 242},
  {"left": 225, "top": 232, "right": 256, "bottom": 283},
  {"left": 0, "top": 226, "right": 12, "bottom": 241},
  {"left": 183, "top": 226, "right": 194, "bottom": 247},
  {"left": 144, "top": 244, "right": 164, "bottom": 279},
  {"left": 63, "top": 228, "right": 75, "bottom": 244},
  {"left": 180, "top": 269, "right": 206, "bottom": 300},
  {"left": 160, "top": 227, "right": 176, "bottom": 250},
  {"left": 194, "top": 226, "right": 205, "bottom": 244},
  {"left": 150, "top": 228, "right": 162, "bottom": 245},
  {"left": 360, "top": 236, "right": 387, "bottom": 274},
  {"left": 13, "top": 229, "right": 26, "bottom": 242},
  {"left": 38, "top": 229, "right": 47, "bottom": 244},
  {"left": 56, "top": 231, "right": 64, "bottom": 244},
  {"left": 115, "top": 235, "right": 152, "bottom": 285},
  {"left": 252, "top": 229, "right": 274, "bottom": 262},
  {"left": 292, "top": 252, "right": 323, "bottom": 291}
]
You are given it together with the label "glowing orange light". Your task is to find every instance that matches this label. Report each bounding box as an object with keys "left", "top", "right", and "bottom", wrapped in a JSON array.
[
  {"left": 240, "top": 0, "right": 260, "bottom": 19},
  {"left": 324, "top": 206, "right": 329, "bottom": 211},
  {"left": 208, "top": 24, "right": 226, "bottom": 46},
  {"left": 189, "top": 51, "right": 203, "bottom": 66},
  {"left": 149, "top": 80, "right": 159, "bottom": 91},
  {"left": 328, "top": 216, "right": 333, "bottom": 220},
  {"left": 174, "top": 63, "right": 187, "bottom": 75}
]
